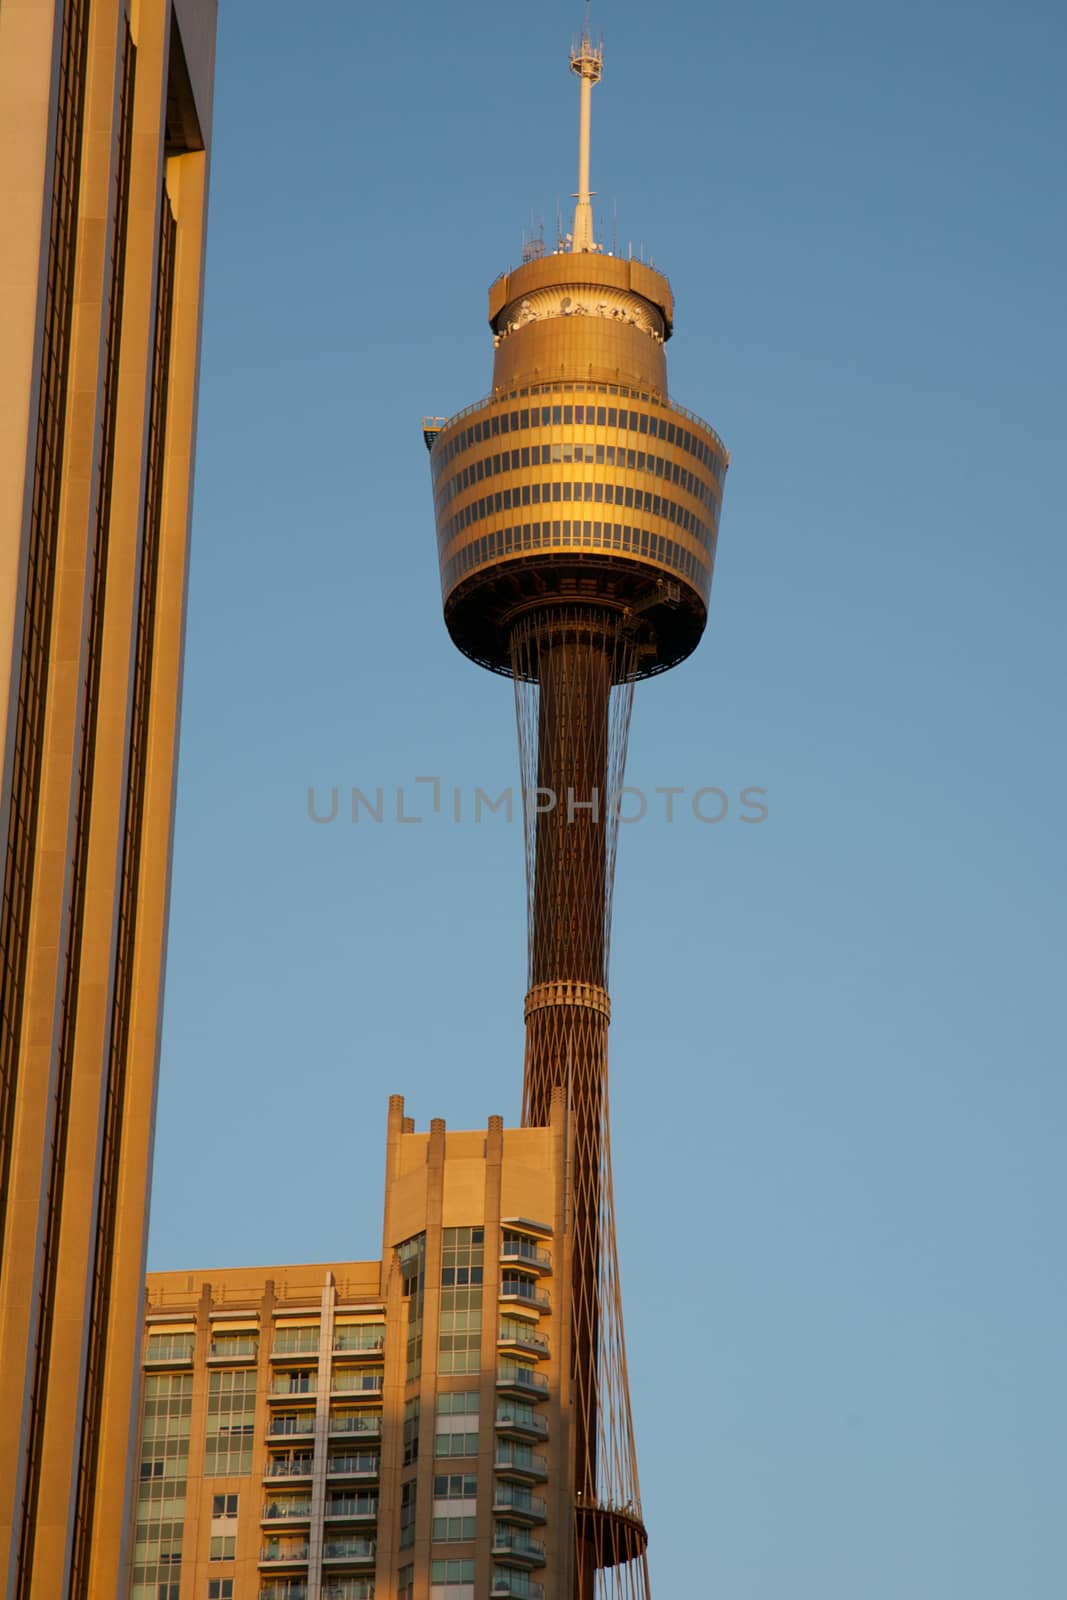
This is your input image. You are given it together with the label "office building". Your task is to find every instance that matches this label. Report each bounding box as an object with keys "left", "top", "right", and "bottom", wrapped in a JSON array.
[{"left": 0, "top": 1, "right": 216, "bottom": 1592}]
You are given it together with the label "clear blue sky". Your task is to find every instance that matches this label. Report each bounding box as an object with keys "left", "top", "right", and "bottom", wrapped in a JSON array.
[{"left": 151, "top": 1, "right": 1067, "bottom": 1594}]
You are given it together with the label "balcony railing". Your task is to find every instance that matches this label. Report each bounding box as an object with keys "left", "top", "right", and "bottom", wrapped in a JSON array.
[
  {"left": 325, "top": 1496, "right": 378, "bottom": 1519},
  {"left": 270, "top": 1375, "right": 317, "bottom": 1397},
  {"left": 498, "top": 1280, "right": 550, "bottom": 1310},
  {"left": 145, "top": 1335, "right": 195, "bottom": 1363},
  {"left": 265, "top": 1458, "right": 314, "bottom": 1479},
  {"left": 331, "top": 1372, "right": 384, "bottom": 1395},
  {"left": 330, "top": 1414, "right": 382, "bottom": 1437},
  {"left": 492, "top": 1486, "right": 546, "bottom": 1522},
  {"left": 496, "top": 1405, "right": 548, "bottom": 1440},
  {"left": 209, "top": 1336, "right": 259, "bottom": 1360},
  {"left": 271, "top": 1333, "right": 320, "bottom": 1357},
  {"left": 497, "top": 1324, "right": 549, "bottom": 1357},
  {"left": 263, "top": 1501, "right": 312, "bottom": 1521},
  {"left": 268, "top": 1415, "right": 316, "bottom": 1437},
  {"left": 497, "top": 1364, "right": 549, "bottom": 1396},
  {"left": 495, "top": 1444, "right": 548, "bottom": 1481},
  {"left": 322, "top": 1538, "right": 376, "bottom": 1562},
  {"left": 260, "top": 1544, "right": 310, "bottom": 1563},
  {"left": 492, "top": 1529, "right": 546, "bottom": 1564},
  {"left": 328, "top": 1453, "right": 379, "bottom": 1476},
  {"left": 321, "top": 1583, "right": 375, "bottom": 1600},
  {"left": 332, "top": 1328, "right": 385, "bottom": 1353},
  {"left": 491, "top": 1573, "right": 544, "bottom": 1600},
  {"left": 259, "top": 1587, "right": 307, "bottom": 1600},
  {"left": 500, "top": 1240, "right": 551, "bottom": 1271}
]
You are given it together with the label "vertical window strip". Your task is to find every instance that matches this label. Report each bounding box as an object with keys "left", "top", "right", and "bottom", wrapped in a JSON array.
[
  {"left": 69, "top": 27, "right": 138, "bottom": 1592},
  {"left": 132, "top": 1372, "right": 192, "bottom": 1600},
  {"left": 0, "top": 0, "right": 90, "bottom": 1254},
  {"left": 7, "top": 4, "right": 93, "bottom": 1592}
]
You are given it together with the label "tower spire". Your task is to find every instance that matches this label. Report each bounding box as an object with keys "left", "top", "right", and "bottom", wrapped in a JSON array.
[{"left": 569, "top": 14, "right": 603, "bottom": 253}]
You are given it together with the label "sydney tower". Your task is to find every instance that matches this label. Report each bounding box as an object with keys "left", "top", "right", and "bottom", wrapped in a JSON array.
[{"left": 425, "top": 27, "right": 728, "bottom": 1598}]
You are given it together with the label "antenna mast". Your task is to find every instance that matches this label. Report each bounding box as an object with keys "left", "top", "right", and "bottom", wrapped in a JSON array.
[{"left": 569, "top": 10, "right": 603, "bottom": 253}]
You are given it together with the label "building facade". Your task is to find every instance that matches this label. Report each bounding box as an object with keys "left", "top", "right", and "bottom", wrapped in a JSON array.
[
  {"left": 134, "top": 1096, "right": 566, "bottom": 1600},
  {"left": 0, "top": 1, "right": 216, "bottom": 1592}
]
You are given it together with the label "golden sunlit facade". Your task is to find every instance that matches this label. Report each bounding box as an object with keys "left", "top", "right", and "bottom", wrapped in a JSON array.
[
  {"left": 0, "top": 1, "right": 216, "bottom": 1592},
  {"left": 134, "top": 1098, "right": 568, "bottom": 1600}
]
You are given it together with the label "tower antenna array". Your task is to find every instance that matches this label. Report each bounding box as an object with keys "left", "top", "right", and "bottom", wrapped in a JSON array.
[{"left": 570, "top": 13, "right": 603, "bottom": 252}]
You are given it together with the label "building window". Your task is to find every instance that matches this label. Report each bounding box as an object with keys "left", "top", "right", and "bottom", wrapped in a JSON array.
[
  {"left": 204, "top": 1370, "right": 256, "bottom": 1475},
  {"left": 435, "top": 1429, "right": 479, "bottom": 1457},
  {"left": 146, "top": 1332, "right": 195, "bottom": 1362},
  {"left": 208, "top": 1536, "right": 235, "bottom": 1561},
  {"left": 431, "top": 1559, "right": 476, "bottom": 1582},
  {"left": 399, "top": 1234, "right": 426, "bottom": 1381},
  {"left": 437, "top": 1392, "right": 479, "bottom": 1416},
  {"left": 208, "top": 1584, "right": 233, "bottom": 1600},
  {"left": 433, "top": 1514, "right": 476, "bottom": 1541},
  {"left": 398, "top": 1564, "right": 414, "bottom": 1600},
  {"left": 441, "top": 1227, "right": 483, "bottom": 1286},
  {"left": 211, "top": 1494, "right": 238, "bottom": 1519},
  {"left": 132, "top": 1372, "right": 192, "bottom": 1598},
  {"left": 400, "top": 1479, "right": 417, "bottom": 1548},
  {"left": 433, "top": 1473, "right": 478, "bottom": 1500},
  {"left": 403, "top": 1396, "right": 420, "bottom": 1466},
  {"left": 435, "top": 1391, "right": 478, "bottom": 1457},
  {"left": 440, "top": 1230, "right": 484, "bottom": 1372},
  {"left": 438, "top": 1285, "right": 482, "bottom": 1374}
]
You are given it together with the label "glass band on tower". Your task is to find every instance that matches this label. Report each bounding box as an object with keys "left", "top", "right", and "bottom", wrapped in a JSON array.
[{"left": 425, "top": 24, "right": 729, "bottom": 1600}]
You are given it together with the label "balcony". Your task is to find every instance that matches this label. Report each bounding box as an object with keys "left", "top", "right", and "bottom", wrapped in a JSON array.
[
  {"left": 267, "top": 1414, "right": 316, "bottom": 1440},
  {"left": 144, "top": 1335, "right": 195, "bottom": 1366},
  {"left": 492, "top": 1486, "right": 546, "bottom": 1525},
  {"left": 492, "top": 1527, "right": 546, "bottom": 1567},
  {"left": 497, "top": 1364, "right": 549, "bottom": 1400},
  {"left": 324, "top": 1495, "right": 378, "bottom": 1521},
  {"left": 321, "top": 1537, "right": 376, "bottom": 1565},
  {"left": 494, "top": 1444, "right": 548, "bottom": 1484},
  {"left": 495, "top": 1404, "right": 548, "bottom": 1443},
  {"left": 491, "top": 1573, "right": 544, "bottom": 1600},
  {"left": 259, "top": 1543, "right": 310, "bottom": 1566},
  {"left": 321, "top": 1583, "right": 375, "bottom": 1600},
  {"left": 259, "top": 1587, "right": 307, "bottom": 1600},
  {"left": 329, "top": 1414, "right": 382, "bottom": 1439},
  {"left": 497, "top": 1323, "right": 549, "bottom": 1360},
  {"left": 332, "top": 1328, "right": 385, "bottom": 1354},
  {"left": 499, "top": 1239, "right": 551, "bottom": 1274},
  {"left": 265, "top": 1457, "right": 314, "bottom": 1482},
  {"left": 271, "top": 1335, "right": 320, "bottom": 1361},
  {"left": 262, "top": 1499, "right": 312, "bottom": 1524},
  {"left": 269, "top": 1375, "right": 317, "bottom": 1400},
  {"left": 327, "top": 1454, "right": 380, "bottom": 1481},
  {"left": 498, "top": 1280, "right": 550, "bottom": 1313},
  {"left": 331, "top": 1371, "right": 384, "bottom": 1396},
  {"left": 209, "top": 1336, "right": 259, "bottom": 1363}
]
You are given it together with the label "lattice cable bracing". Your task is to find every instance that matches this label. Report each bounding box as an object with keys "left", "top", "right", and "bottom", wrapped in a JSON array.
[
  {"left": 512, "top": 608, "right": 636, "bottom": 1004},
  {"left": 512, "top": 606, "right": 651, "bottom": 1600}
]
